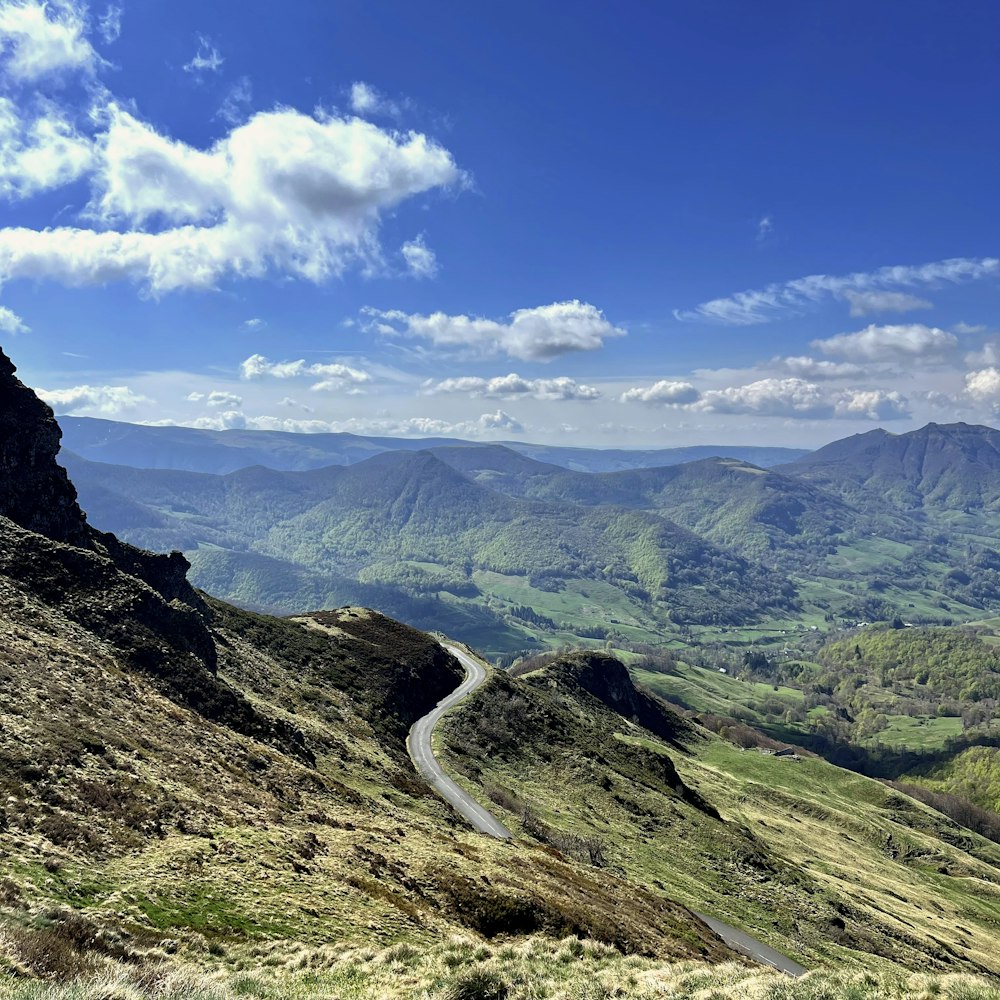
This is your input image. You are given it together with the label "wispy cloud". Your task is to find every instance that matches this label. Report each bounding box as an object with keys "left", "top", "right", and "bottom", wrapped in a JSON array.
[
  {"left": 97, "top": 4, "right": 122, "bottom": 44},
  {"left": 676, "top": 257, "right": 1000, "bottom": 325},
  {"left": 183, "top": 34, "right": 223, "bottom": 75},
  {"left": 843, "top": 290, "right": 932, "bottom": 317},
  {"left": 756, "top": 214, "right": 773, "bottom": 243}
]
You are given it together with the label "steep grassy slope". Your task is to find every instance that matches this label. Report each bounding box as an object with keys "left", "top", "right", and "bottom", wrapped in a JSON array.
[{"left": 440, "top": 652, "right": 1000, "bottom": 976}]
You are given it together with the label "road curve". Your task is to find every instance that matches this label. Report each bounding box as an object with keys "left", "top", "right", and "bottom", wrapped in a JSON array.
[
  {"left": 407, "top": 643, "right": 513, "bottom": 839},
  {"left": 408, "top": 643, "right": 803, "bottom": 975}
]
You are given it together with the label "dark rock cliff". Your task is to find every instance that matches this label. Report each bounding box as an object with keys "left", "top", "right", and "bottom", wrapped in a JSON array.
[{"left": 0, "top": 348, "right": 311, "bottom": 763}]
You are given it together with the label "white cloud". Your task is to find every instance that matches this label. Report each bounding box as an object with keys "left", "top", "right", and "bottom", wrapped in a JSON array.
[
  {"left": 775, "top": 356, "right": 866, "bottom": 379},
  {"left": 349, "top": 81, "right": 403, "bottom": 118},
  {"left": 190, "top": 409, "right": 245, "bottom": 430},
  {"left": 0, "top": 304, "right": 28, "bottom": 333},
  {"left": 620, "top": 380, "right": 699, "bottom": 405},
  {"left": 690, "top": 377, "right": 909, "bottom": 420},
  {"left": 366, "top": 300, "right": 625, "bottom": 361},
  {"left": 206, "top": 389, "right": 242, "bottom": 407},
  {"left": 242, "top": 317, "right": 263, "bottom": 329},
  {"left": 183, "top": 34, "right": 222, "bottom": 75},
  {"left": 240, "top": 353, "right": 371, "bottom": 392},
  {"left": 38, "top": 382, "right": 149, "bottom": 414},
  {"left": 185, "top": 391, "right": 204, "bottom": 402},
  {"left": 97, "top": 4, "right": 121, "bottom": 44},
  {"left": 309, "top": 362, "right": 372, "bottom": 393},
  {"left": 756, "top": 215, "right": 773, "bottom": 242},
  {"left": 401, "top": 234, "right": 437, "bottom": 278},
  {"left": 676, "top": 257, "right": 1000, "bottom": 325},
  {"left": 425, "top": 373, "right": 601, "bottom": 401},
  {"left": 955, "top": 321, "right": 988, "bottom": 335},
  {"left": 843, "top": 290, "right": 932, "bottom": 317},
  {"left": 965, "top": 368, "right": 1000, "bottom": 401},
  {"left": 812, "top": 323, "right": 956, "bottom": 362},
  {"left": 0, "top": 0, "right": 98, "bottom": 82},
  {"left": 0, "top": 97, "right": 95, "bottom": 198},
  {"left": 170, "top": 408, "right": 524, "bottom": 438},
  {"left": 0, "top": 106, "right": 463, "bottom": 293}
]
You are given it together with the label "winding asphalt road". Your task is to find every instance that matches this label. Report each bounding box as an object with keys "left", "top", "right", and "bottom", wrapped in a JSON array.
[
  {"left": 408, "top": 641, "right": 804, "bottom": 976},
  {"left": 407, "top": 642, "right": 513, "bottom": 839}
]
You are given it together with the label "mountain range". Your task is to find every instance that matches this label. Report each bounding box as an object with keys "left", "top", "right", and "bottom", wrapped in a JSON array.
[{"left": 56, "top": 417, "right": 1000, "bottom": 654}]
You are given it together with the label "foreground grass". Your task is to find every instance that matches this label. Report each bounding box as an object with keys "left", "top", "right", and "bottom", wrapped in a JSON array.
[{"left": 4, "top": 935, "right": 1000, "bottom": 1000}]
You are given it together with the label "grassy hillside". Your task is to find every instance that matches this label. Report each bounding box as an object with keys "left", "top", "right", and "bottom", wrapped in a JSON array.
[{"left": 440, "top": 652, "right": 1000, "bottom": 976}]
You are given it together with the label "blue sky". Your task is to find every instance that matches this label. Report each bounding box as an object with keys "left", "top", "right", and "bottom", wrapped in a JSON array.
[{"left": 2, "top": 0, "right": 999, "bottom": 446}]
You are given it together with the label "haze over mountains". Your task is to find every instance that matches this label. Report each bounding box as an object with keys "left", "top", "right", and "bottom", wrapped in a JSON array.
[
  {"left": 59, "top": 417, "right": 1000, "bottom": 654},
  {"left": 59, "top": 416, "right": 809, "bottom": 475}
]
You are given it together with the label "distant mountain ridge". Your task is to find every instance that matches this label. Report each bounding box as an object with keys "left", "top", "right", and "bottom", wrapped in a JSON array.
[
  {"left": 58, "top": 415, "right": 809, "bottom": 474},
  {"left": 781, "top": 422, "right": 1000, "bottom": 510}
]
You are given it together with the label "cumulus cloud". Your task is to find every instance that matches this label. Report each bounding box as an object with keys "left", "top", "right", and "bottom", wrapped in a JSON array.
[
  {"left": 401, "top": 235, "right": 437, "bottom": 278},
  {"left": 366, "top": 300, "right": 625, "bottom": 361},
  {"left": 183, "top": 34, "right": 222, "bottom": 75},
  {"left": 0, "top": 304, "right": 28, "bottom": 333},
  {"left": 812, "top": 323, "right": 957, "bottom": 362},
  {"left": 190, "top": 409, "right": 245, "bottom": 431},
  {"left": 843, "top": 290, "right": 932, "bottom": 317},
  {"left": 38, "top": 382, "right": 149, "bottom": 414},
  {"left": 0, "top": 0, "right": 98, "bottom": 82},
  {"left": 240, "top": 353, "right": 371, "bottom": 392},
  {"left": 690, "top": 377, "right": 909, "bottom": 420},
  {"left": 0, "top": 105, "right": 463, "bottom": 293},
  {"left": 204, "top": 390, "right": 242, "bottom": 407},
  {"left": 676, "top": 257, "right": 1000, "bottom": 325},
  {"left": 775, "top": 356, "right": 866, "bottom": 379},
  {"left": 0, "top": 97, "right": 95, "bottom": 198},
  {"left": 620, "top": 380, "right": 699, "bottom": 405},
  {"left": 425, "top": 373, "right": 600, "bottom": 401},
  {"left": 242, "top": 317, "right": 263, "bottom": 329},
  {"left": 965, "top": 368, "right": 1000, "bottom": 401}
]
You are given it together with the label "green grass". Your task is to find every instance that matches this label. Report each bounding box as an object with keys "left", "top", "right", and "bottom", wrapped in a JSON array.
[
  {"left": 633, "top": 662, "right": 803, "bottom": 720},
  {"left": 7, "top": 934, "right": 1000, "bottom": 1000},
  {"left": 875, "top": 715, "right": 964, "bottom": 750}
]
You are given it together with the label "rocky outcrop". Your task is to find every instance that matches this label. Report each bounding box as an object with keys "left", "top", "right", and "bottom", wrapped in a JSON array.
[
  {"left": 0, "top": 349, "right": 91, "bottom": 547},
  {"left": 549, "top": 652, "right": 695, "bottom": 747},
  {"left": 0, "top": 348, "right": 310, "bottom": 763}
]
